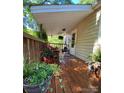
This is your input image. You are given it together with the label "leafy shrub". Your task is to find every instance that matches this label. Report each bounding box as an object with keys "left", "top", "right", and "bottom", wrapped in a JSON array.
[
  {"left": 92, "top": 48, "right": 101, "bottom": 62},
  {"left": 50, "top": 64, "right": 61, "bottom": 75},
  {"left": 23, "top": 62, "right": 53, "bottom": 85},
  {"left": 89, "top": 48, "right": 101, "bottom": 62},
  {"left": 39, "top": 27, "right": 48, "bottom": 42},
  {"left": 40, "top": 47, "right": 54, "bottom": 58},
  {"left": 23, "top": 62, "right": 61, "bottom": 85},
  {"left": 23, "top": 6, "right": 40, "bottom": 34}
]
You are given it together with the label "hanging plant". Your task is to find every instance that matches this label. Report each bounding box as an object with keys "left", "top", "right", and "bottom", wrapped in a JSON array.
[{"left": 58, "top": 36, "right": 63, "bottom": 40}]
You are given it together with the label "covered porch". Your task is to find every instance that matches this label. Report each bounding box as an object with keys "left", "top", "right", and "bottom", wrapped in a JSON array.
[
  {"left": 23, "top": 2, "right": 101, "bottom": 93},
  {"left": 31, "top": 3, "right": 101, "bottom": 62},
  {"left": 23, "top": 31, "right": 101, "bottom": 93}
]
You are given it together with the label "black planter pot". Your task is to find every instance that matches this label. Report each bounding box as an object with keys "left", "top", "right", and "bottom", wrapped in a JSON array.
[{"left": 23, "top": 76, "right": 52, "bottom": 93}]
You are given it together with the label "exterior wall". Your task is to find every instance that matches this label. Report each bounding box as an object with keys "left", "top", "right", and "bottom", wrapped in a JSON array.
[{"left": 70, "top": 8, "right": 101, "bottom": 62}]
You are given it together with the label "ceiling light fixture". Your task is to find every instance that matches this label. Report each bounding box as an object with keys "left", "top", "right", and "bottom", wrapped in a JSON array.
[{"left": 62, "top": 28, "right": 66, "bottom": 31}]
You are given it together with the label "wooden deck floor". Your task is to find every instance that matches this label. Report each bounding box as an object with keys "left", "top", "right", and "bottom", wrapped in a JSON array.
[{"left": 47, "top": 54, "right": 101, "bottom": 93}]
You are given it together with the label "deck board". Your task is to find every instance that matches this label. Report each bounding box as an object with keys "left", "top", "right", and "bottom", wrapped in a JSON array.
[
  {"left": 58, "top": 68, "right": 72, "bottom": 93},
  {"left": 47, "top": 54, "right": 100, "bottom": 93}
]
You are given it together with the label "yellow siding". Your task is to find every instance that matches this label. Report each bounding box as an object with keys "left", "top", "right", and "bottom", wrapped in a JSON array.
[{"left": 75, "top": 9, "right": 100, "bottom": 62}]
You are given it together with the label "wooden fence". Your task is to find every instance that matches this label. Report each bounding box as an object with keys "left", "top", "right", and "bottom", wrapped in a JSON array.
[{"left": 23, "top": 32, "right": 46, "bottom": 63}]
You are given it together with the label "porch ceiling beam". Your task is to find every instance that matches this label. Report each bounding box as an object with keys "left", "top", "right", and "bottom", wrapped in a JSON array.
[{"left": 31, "top": 5, "right": 92, "bottom": 13}]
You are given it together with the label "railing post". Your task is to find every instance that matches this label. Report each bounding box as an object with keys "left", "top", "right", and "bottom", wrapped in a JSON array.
[
  {"left": 27, "top": 39, "right": 31, "bottom": 63},
  {"left": 37, "top": 41, "right": 40, "bottom": 61},
  {"left": 32, "top": 40, "right": 35, "bottom": 62}
]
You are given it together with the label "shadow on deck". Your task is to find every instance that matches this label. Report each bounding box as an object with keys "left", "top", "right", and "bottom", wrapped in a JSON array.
[{"left": 47, "top": 53, "right": 101, "bottom": 93}]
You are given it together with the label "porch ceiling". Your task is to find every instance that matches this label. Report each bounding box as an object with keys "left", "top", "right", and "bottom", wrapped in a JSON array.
[{"left": 31, "top": 5, "right": 93, "bottom": 35}]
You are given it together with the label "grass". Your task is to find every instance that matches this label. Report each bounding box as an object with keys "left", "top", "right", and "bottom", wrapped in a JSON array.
[
  {"left": 48, "top": 36, "right": 63, "bottom": 44},
  {"left": 48, "top": 35, "right": 64, "bottom": 49},
  {"left": 23, "top": 28, "right": 40, "bottom": 38}
]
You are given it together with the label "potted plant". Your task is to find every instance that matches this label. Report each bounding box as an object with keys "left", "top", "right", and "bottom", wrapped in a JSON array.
[
  {"left": 23, "top": 62, "right": 53, "bottom": 93},
  {"left": 49, "top": 64, "right": 61, "bottom": 76},
  {"left": 40, "top": 48, "right": 54, "bottom": 64},
  {"left": 89, "top": 47, "right": 101, "bottom": 63},
  {"left": 88, "top": 47, "right": 101, "bottom": 77}
]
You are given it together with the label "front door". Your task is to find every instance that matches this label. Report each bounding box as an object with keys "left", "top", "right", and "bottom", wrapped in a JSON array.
[{"left": 70, "top": 29, "right": 77, "bottom": 56}]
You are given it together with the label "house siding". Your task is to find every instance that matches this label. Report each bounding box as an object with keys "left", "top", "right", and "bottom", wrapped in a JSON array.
[{"left": 74, "top": 9, "right": 101, "bottom": 62}]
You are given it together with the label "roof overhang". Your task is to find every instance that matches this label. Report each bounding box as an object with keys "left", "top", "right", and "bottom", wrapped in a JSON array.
[
  {"left": 31, "top": 5, "right": 93, "bottom": 35},
  {"left": 31, "top": 5, "right": 92, "bottom": 13}
]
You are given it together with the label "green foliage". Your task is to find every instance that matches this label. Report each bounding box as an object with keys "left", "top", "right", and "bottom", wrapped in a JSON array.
[
  {"left": 23, "top": 61, "right": 61, "bottom": 85},
  {"left": 24, "top": 28, "right": 40, "bottom": 38},
  {"left": 24, "top": 0, "right": 96, "bottom": 5},
  {"left": 23, "top": 6, "right": 40, "bottom": 39},
  {"left": 23, "top": 6, "right": 48, "bottom": 41},
  {"left": 23, "top": 62, "right": 53, "bottom": 85},
  {"left": 31, "top": 0, "right": 45, "bottom": 4},
  {"left": 48, "top": 36, "right": 63, "bottom": 43},
  {"left": 50, "top": 0, "right": 73, "bottom": 5},
  {"left": 50, "top": 64, "right": 61, "bottom": 74},
  {"left": 24, "top": 0, "right": 74, "bottom": 5},
  {"left": 89, "top": 48, "right": 101, "bottom": 62},
  {"left": 23, "top": 5, "right": 40, "bottom": 38},
  {"left": 49, "top": 88, "right": 53, "bottom": 92},
  {"left": 23, "top": 6, "right": 40, "bottom": 31},
  {"left": 23, "top": 6, "right": 33, "bottom": 21},
  {"left": 59, "top": 78, "right": 63, "bottom": 83},
  {"left": 23, "top": 0, "right": 45, "bottom": 5},
  {"left": 48, "top": 35, "right": 63, "bottom": 48},
  {"left": 79, "top": 0, "right": 95, "bottom": 4},
  {"left": 40, "top": 29, "right": 48, "bottom": 42},
  {"left": 40, "top": 48, "right": 54, "bottom": 58}
]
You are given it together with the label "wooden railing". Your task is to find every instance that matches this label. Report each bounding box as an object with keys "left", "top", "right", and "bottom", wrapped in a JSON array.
[
  {"left": 48, "top": 43, "right": 65, "bottom": 50},
  {"left": 23, "top": 32, "right": 46, "bottom": 63},
  {"left": 23, "top": 32, "right": 66, "bottom": 63}
]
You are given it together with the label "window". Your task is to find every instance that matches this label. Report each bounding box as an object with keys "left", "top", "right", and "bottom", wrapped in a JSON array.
[{"left": 71, "top": 33, "right": 75, "bottom": 48}]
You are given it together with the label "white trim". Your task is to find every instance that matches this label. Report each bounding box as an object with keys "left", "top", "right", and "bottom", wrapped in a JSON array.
[{"left": 31, "top": 5, "right": 92, "bottom": 13}]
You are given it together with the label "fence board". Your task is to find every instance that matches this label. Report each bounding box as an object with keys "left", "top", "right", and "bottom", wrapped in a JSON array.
[{"left": 23, "top": 32, "right": 44, "bottom": 63}]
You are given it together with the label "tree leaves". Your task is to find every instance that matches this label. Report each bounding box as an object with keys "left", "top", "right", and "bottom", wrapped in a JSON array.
[
  {"left": 23, "top": 6, "right": 40, "bottom": 31},
  {"left": 79, "top": 0, "right": 95, "bottom": 4},
  {"left": 24, "top": 0, "right": 74, "bottom": 5}
]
